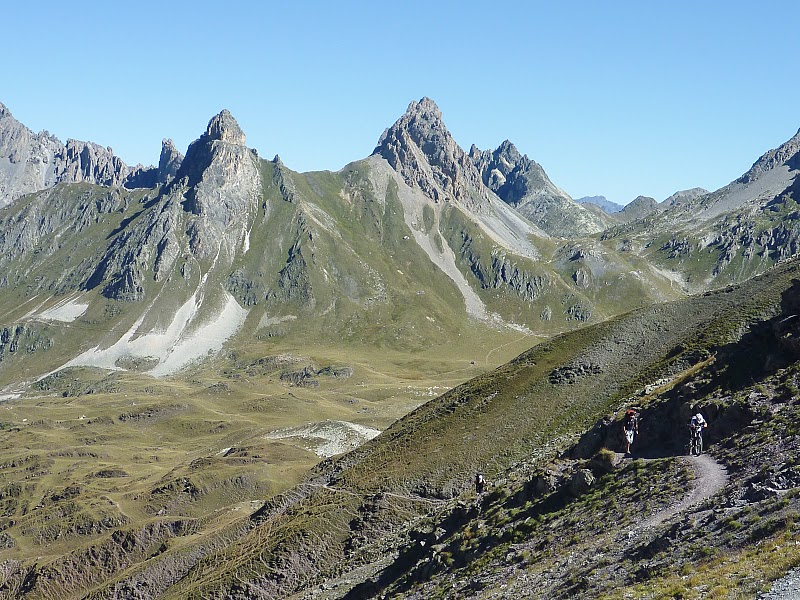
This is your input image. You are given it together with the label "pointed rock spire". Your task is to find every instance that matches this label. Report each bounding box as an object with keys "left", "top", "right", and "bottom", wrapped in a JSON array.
[
  {"left": 157, "top": 138, "right": 183, "bottom": 184},
  {"left": 205, "top": 109, "right": 246, "bottom": 145},
  {"left": 373, "top": 97, "right": 487, "bottom": 206},
  {"left": 470, "top": 140, "right": 613, "bottom": 237}
]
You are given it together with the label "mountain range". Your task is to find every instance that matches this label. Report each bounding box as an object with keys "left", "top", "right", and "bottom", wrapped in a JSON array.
[{"left": 0, "top": 98, "right": 799, "bottom": 598}]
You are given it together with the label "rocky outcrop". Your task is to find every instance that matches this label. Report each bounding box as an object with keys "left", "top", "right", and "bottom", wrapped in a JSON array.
[
  {"left": 0, "top": 324, "right": 53, "bottom": 362},
  {"left": 738, "top": 128, "right": 800, "bottom": 185},
  {"left": 373, "top": 97, "right": 489, "bottom": 209},
  {"left": 87, "top": 109, "right": 261, "bottom": 300},
  {"left": 470, "top": 140, "right": 612, "bottom": 237},
  {"left": 157, "top": 138, "right": 183, "bottom": 184},
  {"left": 0, "top": 101, "right": 151, "bottom": 207},
  {"left": 458, "top": 233, "right": 549, "bottom": 301}
]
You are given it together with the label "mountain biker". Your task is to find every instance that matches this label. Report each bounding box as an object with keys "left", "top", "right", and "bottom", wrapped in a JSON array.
[
  {"left": 622, "top": 409, "right": 639, "bottom": 454},
  {"left": 689, "top": 410, "right": 708, "bottom": 455}
]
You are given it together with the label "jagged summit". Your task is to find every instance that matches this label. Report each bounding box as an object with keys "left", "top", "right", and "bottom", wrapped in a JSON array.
[
  {"left": 373, "top": 97, "right": 487, "bottom": 206},
  {"left": 404, "top": 96, "right": 442, "bottom": 119},
  {"left": 205, "top": 109, "right": 246, "bottom": 145},
  {"left": 0, "top": 103, "right": 139, "bottom": 207},
  {"left": 157, "top": 138, "right": 183, "bottom": 184},
  {"left": 470, "top": 139, "right": 613, "bottom": 237}
]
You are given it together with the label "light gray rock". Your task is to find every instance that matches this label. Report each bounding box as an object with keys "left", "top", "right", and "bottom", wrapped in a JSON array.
[
  {"left": 157, "top": 138, "right": 183, "bottom": 184},
  {"left": 569, "top": 469, "right": 596, "bottom": 496},
  {"left": 0, "top": 101, "right": 151, "bottom": 207},
  {"left": 373, "top": 97, "right": 489, "bottom": 210}
]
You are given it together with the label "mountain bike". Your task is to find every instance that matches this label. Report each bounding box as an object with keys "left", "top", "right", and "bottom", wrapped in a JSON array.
[{"left": 689, "top": 425, "right": 703, "bottom": 456}]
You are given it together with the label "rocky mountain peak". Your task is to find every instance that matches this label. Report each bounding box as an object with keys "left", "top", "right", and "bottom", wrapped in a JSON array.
[
  {"left": 373, "top": 97, "right": 487, "bottom": 206},
  {"left": 495, "top": 139, "right": 522, "bottom": 162},
  {"left": 615, "top": 195, "right": 661, "bottom": 223},
  {"left": 404, "top": 96, "right": 442, "bottom": 121},
  {"left": 662, "top": 187, "right": 709, "bottom": 206},
  {"left": 205, "top": 109, "right": 246, "bottom": 145},
  {"left": 469, "top": 139, "right": 612, "bottom": 237},
  {"left": 157, "top": 138, "right": 183, "bottom": 184},
  {"left": 0, "top": 103, "right": 138, "bottom": 207}
]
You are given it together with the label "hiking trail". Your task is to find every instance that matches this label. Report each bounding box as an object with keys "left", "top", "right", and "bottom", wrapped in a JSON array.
[{"left": 639, "top": 453, "right": 728, "bottom": 530}]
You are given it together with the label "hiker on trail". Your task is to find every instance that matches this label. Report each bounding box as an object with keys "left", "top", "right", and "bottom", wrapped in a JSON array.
[
  {"left": 475, "top": 473, "right": 486, "bottom": 495},
  {"left": 623, "top": 409, "right": 639, "bottom": 454}
]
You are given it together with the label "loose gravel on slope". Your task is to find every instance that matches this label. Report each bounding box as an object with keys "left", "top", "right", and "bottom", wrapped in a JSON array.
[{"left": 760, "top": 569, "right": 800, "bottom": 600}]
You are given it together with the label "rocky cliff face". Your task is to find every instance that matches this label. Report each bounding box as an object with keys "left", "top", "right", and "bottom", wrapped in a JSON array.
[
  {"left": 0, "top": 102, "right": 153, "bottom": 207},
  {"left": 88, "top": 109, "right": 260, "bottom": 301},
  {"left": 373, "top": 98, "right": 489, "bottom": 210},
  {"left": 470, "top": 140, "right": 613, "bottom": 237},
  {"left": 157, "top": 138, "right": 184, "bottom": 185}
]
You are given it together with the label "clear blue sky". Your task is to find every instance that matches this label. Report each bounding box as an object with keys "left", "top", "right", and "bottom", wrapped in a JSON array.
[{"left": 2, "top": 1, "right": 798, "bottom": 206}]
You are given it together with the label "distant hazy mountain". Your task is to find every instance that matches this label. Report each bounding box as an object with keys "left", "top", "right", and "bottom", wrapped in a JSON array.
[{"left": 576, "top": 195, "right": 624, "bottom": 213}]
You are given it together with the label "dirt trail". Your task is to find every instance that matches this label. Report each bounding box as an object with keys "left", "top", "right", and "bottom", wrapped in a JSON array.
[{"left": 639, "top": 454, "right": 728, "bottom": 530}]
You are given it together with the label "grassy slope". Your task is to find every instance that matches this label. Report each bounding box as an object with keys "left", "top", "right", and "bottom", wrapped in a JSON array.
[{"left": 161, "top": 259, "right": 800, "bottom": 599}]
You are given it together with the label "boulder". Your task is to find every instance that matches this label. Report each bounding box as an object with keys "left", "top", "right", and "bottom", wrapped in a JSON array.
[{"left": 569, "top": 469, "right": 596, "bottom": 496}]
